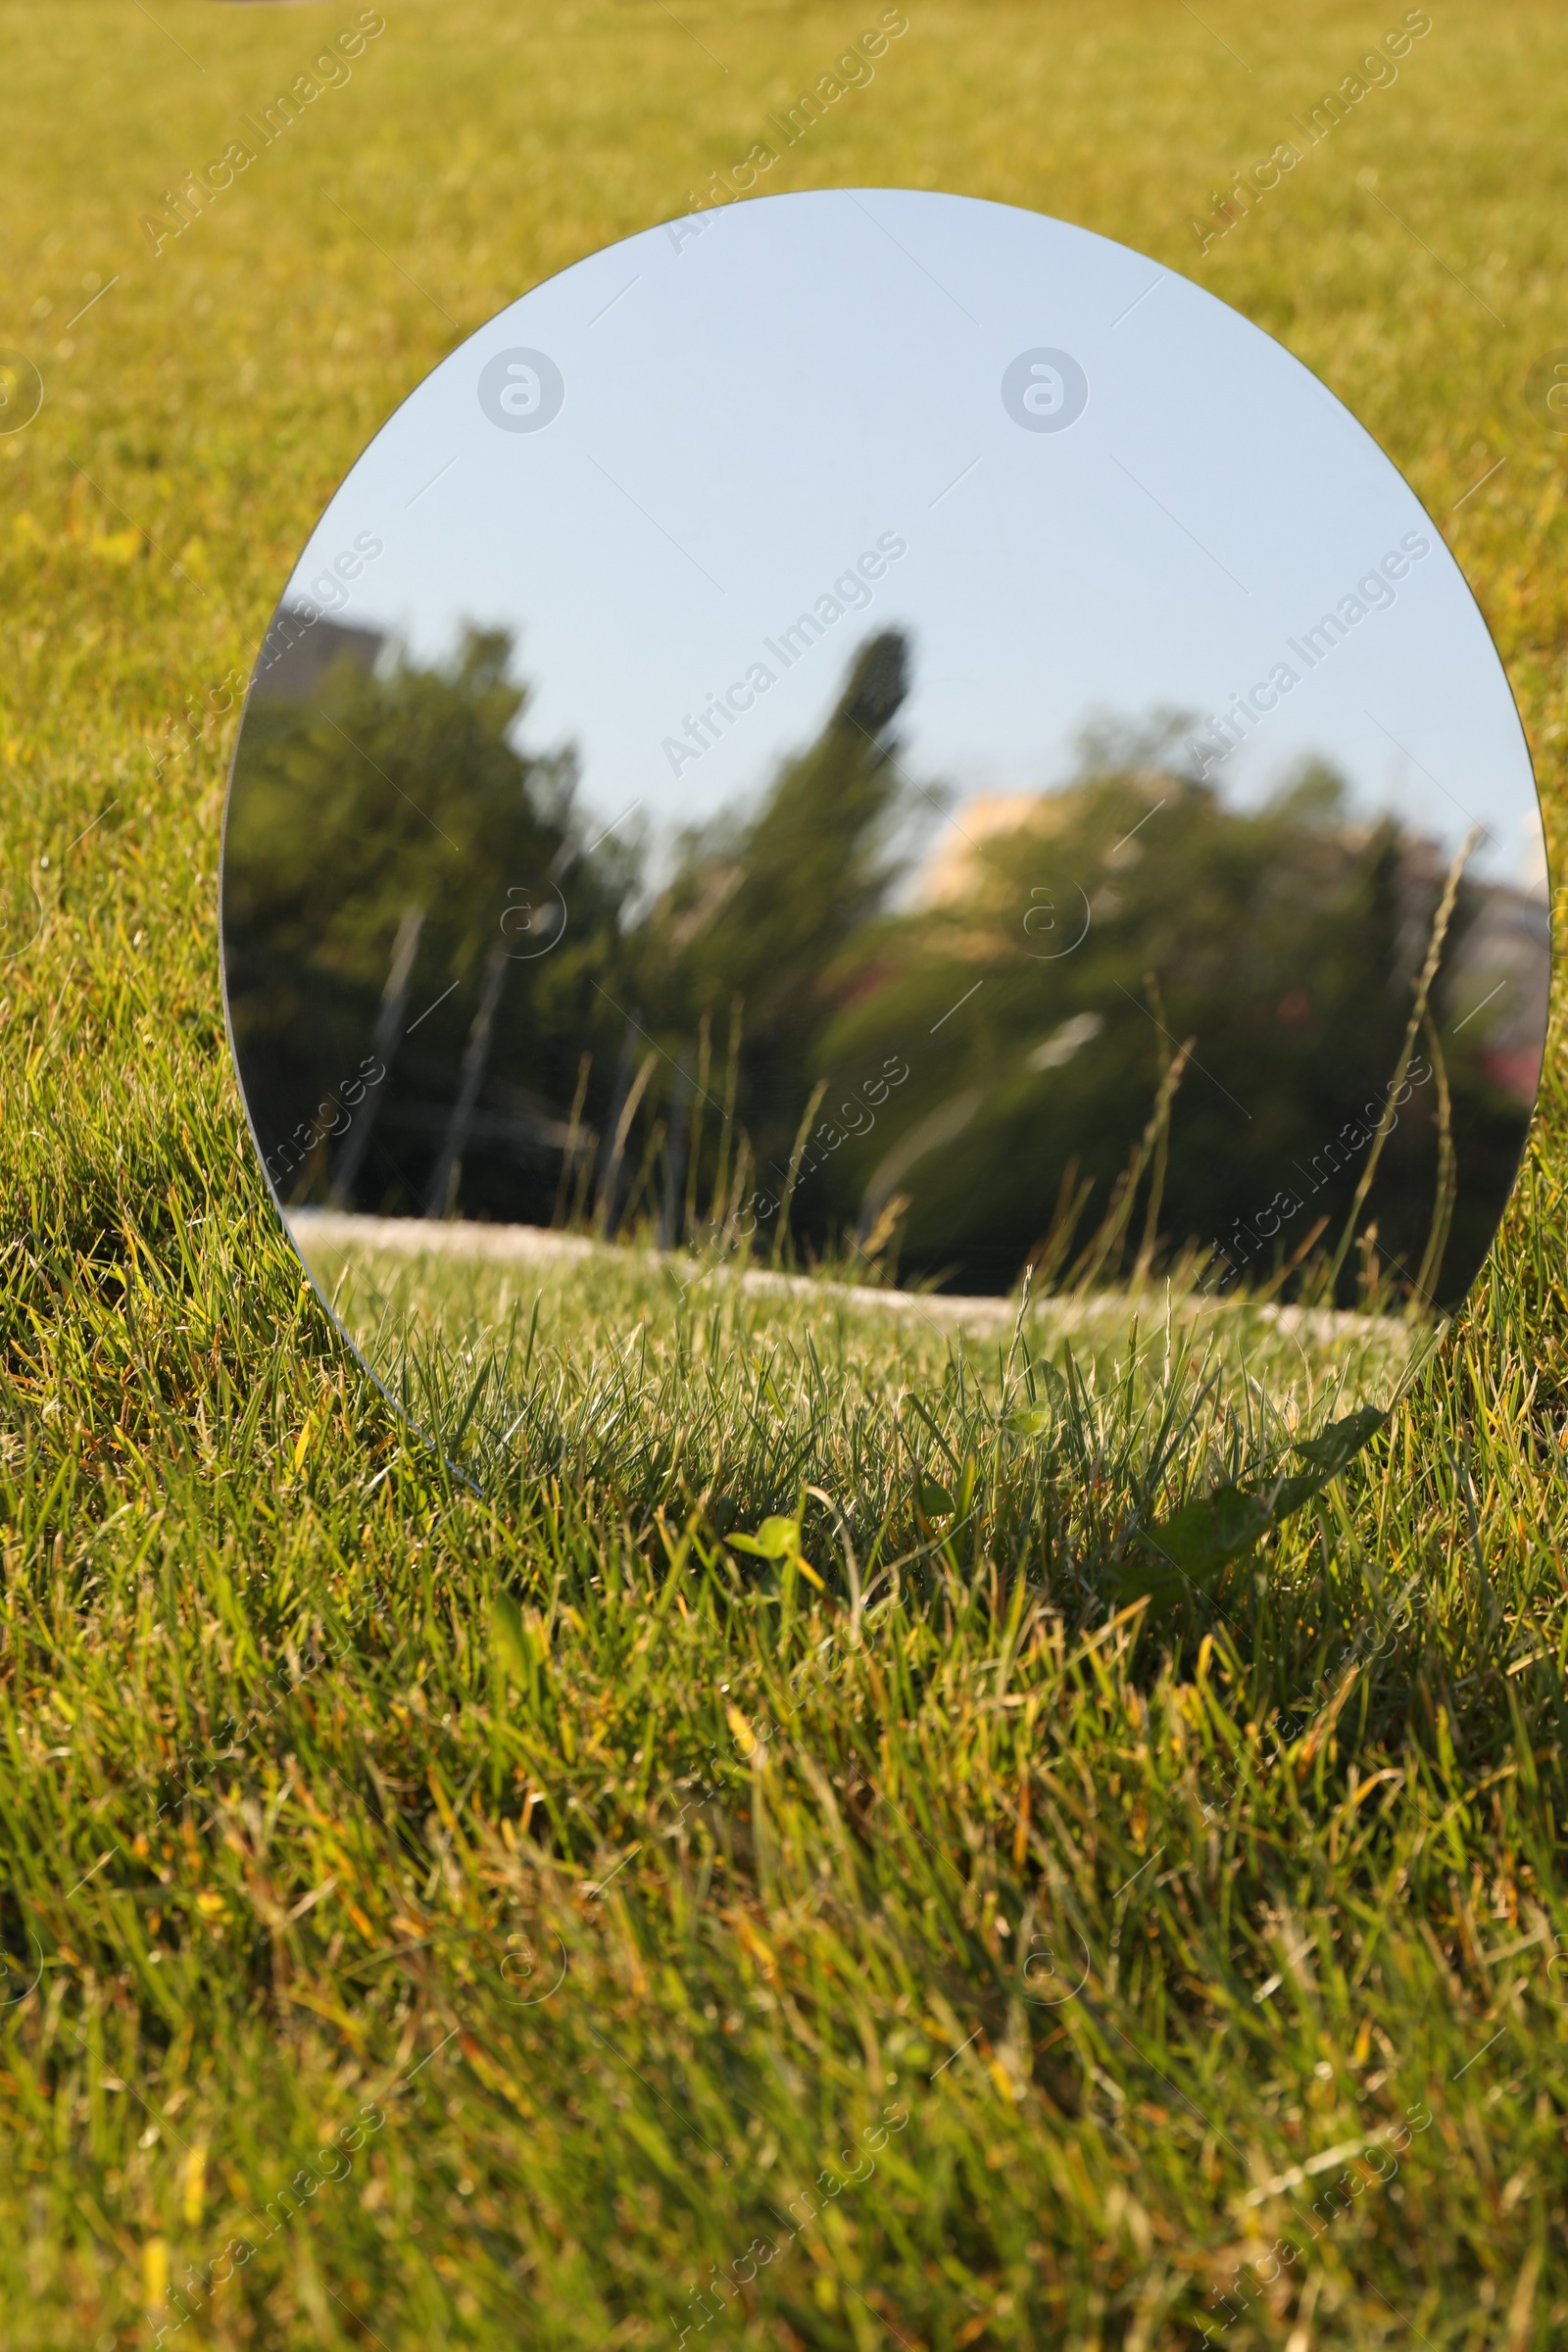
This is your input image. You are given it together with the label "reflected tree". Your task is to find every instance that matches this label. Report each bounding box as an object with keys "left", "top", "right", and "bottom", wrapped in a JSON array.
[
  {"left": 632, "top": 629, "right": 915, "bottom": 1196},
  {"left": 224, "top": 622, "right": 1541, "bottom": 1308},
  {"left": 223, "top": 624, "right": 634, "bottom": 1220},
  {"left": 796, "top": 748, "right": 1534, "bottom": 1304}
]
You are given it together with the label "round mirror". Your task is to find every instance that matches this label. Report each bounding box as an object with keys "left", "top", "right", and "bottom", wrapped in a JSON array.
[{"left": 220, "top": 189, "right": 1549, "bottom": 1522}]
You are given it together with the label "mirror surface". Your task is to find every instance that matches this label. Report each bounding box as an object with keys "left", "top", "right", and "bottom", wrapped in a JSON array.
[{"left": 220, "top": 189, "right": 1550, "bottom": 1499}]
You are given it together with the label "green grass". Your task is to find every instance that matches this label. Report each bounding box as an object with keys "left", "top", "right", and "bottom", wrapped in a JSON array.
[
  {"left": 2, "top": 2, "right": 1568, "bottom": 2345},
  {"left": 290, "top": 1213, "right": 1422, "bottom": 1496}
]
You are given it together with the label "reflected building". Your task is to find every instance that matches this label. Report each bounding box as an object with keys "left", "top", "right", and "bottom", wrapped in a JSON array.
[
  {"left": 250, "top": 606, "right": 386, "bottom": 705},
  {"left": 1447, "top": 879, "right": 1551, "bottom": 1105}
]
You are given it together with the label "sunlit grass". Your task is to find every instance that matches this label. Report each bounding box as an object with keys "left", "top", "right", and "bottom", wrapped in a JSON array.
[
  {"left": 1, "top": 2, "right": 1567, "bottom": 2346},
  {"left": 293, "top": 1213, "right": 1421, "bottom": 1496}
]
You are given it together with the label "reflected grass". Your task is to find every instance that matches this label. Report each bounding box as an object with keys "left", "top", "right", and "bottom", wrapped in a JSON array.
[{"left": 293, "top": 1212, "right": 1423, "bottom": 1556}]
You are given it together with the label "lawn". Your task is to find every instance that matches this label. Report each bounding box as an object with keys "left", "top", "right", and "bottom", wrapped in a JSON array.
[
  {"left": 2, "top": 3, "right": 1568, "bottom": 2347},
  {"left": 286, "top": 1207, "right": 1422, "bottom": 1495}
]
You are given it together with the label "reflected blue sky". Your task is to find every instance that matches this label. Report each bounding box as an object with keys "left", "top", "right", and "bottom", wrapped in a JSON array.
[{"left": 273, "top": 188, "right": 1546, "bottom": 893}]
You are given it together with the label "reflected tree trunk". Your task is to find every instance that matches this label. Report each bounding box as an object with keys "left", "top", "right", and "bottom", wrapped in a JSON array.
[
  {"left": 424, "top": 939, "right": 510, "bottom": 1220},
  {"left": 328, "top": 904, "right": 425, "bottom": 1208}
]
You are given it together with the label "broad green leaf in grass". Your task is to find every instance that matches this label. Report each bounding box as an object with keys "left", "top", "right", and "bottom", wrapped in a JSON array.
[
  {"left": 1005, "top": 1366, "right": 1070, "bottom": 1442},
  {"left": 729, "top": 1511, "right": 826, "bottom": 1588},
  {"left": 1111, "top": 1406, "right": 1388, "bottom": 1608},
  {"left": 728, "top": 1514, "right": 802, "bottom": 1561}
]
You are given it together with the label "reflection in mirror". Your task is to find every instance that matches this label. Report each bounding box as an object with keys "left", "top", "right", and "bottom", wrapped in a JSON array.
[{"left": 221, "top": 191, "right": 1549, "bottom": 1520}]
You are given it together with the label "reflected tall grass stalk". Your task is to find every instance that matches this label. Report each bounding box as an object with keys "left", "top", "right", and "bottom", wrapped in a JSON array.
[
  {"left": 1413, "top": 1012, "right": 1456, "bottom": 1312},
  {"left": 1070, "top": 1033, "right": 1195, "bottom": 1297},
  {"left": 1323, "top": 822, "right": 1479, "bottom": 1296},
  {"left": 773, "top": 1079, "right": 829, "bottom": 1269}
]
